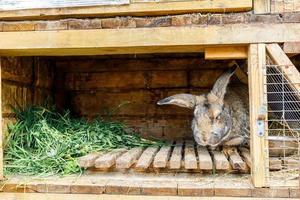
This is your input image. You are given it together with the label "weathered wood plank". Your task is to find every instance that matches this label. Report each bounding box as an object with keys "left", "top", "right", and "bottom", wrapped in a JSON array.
[
  {"left": 197, "top": 146, "right": 213, "bottom": 170},
  {"left": 77, "top": 152, "right": 103, "bottom": 169},
  {"left": 248, "top": 43, "right": 269, "bottom": 187},
  {"left": 0, "top": 24, "right": 300, "bottom": 56},
  {"left": 205, "top": 46, "right": 248, "bottom": 60},
  {"left": 283, "top": 42, "right": 300, "bottom": 55},
  {"left": 94, "top": 149, "right": 127, "bottom": 169},
  {"left": 212, "top": 151, "right": 230, "bottom": 170},
  {"left": 184, "top": 141, "right": 197, "bottom": 170},
  {"left": 116, "top": 147, "right": 143, "bottom": 169},
  {"left": 283, "top": 157, "right": 299, "bottom": 170},
  {"left": 169, "top": 141, "right": 183, "bottom": 169},
  {"left": 239, "top": 147, "right": 251, "bottom": 168},
  {"left": 0, "top": 0, "right": 252, "bottom": 20},
  {"left": 225, "top": 148, "right": 247, "bottom": 171},
  {"left": 269, "top": 157, "right": 282, "bottom": 171},
  {"left": 0, "top": 0, "right": 129, "bottom": 11},
  {"left": 135, "top": 146, "right": 159, "bottom": 171},
  {"left": 153, "top": 145, "right": 172, "bottom": 168}
]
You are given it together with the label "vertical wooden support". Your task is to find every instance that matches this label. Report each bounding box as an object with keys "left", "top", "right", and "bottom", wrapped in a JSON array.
[
  {"left": 254, "top": 0, "right": 271, "bottom": 14},
  {"left": 0, "top": 57, "right": 3, "bottom": 180},
  {"left": 248, "top": 44, "right": 269, "bottom": 187}
]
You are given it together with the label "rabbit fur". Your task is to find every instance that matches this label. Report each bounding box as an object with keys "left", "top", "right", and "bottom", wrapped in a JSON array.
[{"left": 157, "top": 67, "right": 249, "bottom": 149}]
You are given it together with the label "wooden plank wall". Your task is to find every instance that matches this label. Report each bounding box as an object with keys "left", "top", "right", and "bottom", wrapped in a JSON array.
[
  {"left": 55, "top": 56, "right": 239, "bottom": 140},
  {"left": 1, "top": 57, "right": 54, "bottom": 138}
]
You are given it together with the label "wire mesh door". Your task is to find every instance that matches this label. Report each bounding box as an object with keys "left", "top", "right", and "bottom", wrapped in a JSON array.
[{"left": 264, "top": 63, "right": 300, "bottom": 187}]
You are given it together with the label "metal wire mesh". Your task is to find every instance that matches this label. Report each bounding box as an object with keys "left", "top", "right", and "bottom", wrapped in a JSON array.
[{"left": 264, "top": 64, "right": 300, "bottom": 186}]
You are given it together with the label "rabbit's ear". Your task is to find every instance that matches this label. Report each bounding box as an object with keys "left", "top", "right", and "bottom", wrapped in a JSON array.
[
  {"left": 210, "top": 67, "right": 237, "bottom": 101},
  {"left": 157, "top": 94, "right": 203, "bottom": 109}
]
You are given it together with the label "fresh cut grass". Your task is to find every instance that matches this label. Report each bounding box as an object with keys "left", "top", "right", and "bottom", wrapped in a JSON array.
[{"left": 4, "top": 105, "right": 164, "bottom": 176}]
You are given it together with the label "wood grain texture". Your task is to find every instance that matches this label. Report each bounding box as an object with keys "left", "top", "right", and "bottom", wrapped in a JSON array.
[
  {"left": 197, "top": 146, "right": 213, "bottom": 170},
  {"left": 269, "top": 157, "right": 282, "bottom": 171},
  {"left": 248, "top": 43, "right": 269, "bottom": 187},
  {"left": 153, "top": 145, "right": 172, "bottom": 168},
  {"left": 77, "top": 152, "right": 103, "bottom": 168},
  {"left": 184, "top": 141, "right": 197, "bottom": 169},
  {"left": 0, "top": 0, "right": 252, "bottom": 20},
  {"left": 226, "top": 148, "right": 247, "bottom": 171},
  {"left": 283, "top": 42, "right": 300, "bottom": 54},
  {"left": 0, "top": 0, "right": 129, "bottom": 11},
  {"left": 205, "top": 46, "right": 248, "bottom": 60},
  {"left": 0, "top": 23, "right": 300, "bottom": 56},
  {"left": 135, "top": 146, "right": 159, "bottom": 170},
  {"left": 169, "top": 141, "right": 183, "bottom": 169},
  {"left": 239, "top": 147, "right": 251, "bottom": 168},
  {"left": 116, "top": 147, "right": 143, "bottom": 169},
  {"left": 95, "top": 149, "right": 127, "bottom": 169},
  {"left": 212, "top": 151, "right": 230, "bottom": 170}
]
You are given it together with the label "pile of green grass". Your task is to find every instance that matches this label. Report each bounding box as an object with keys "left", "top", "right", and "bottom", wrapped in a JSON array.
[{"left": 4, "top": 105, "right": 164, "bottom": 176}]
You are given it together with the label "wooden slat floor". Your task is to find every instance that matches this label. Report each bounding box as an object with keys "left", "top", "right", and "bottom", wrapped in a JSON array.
[
  {"left": 79, "top": 141, "right": 250, "bottom": 173},
  {"left": 79, "top": 140, "right": 299, "bottom": 173}
]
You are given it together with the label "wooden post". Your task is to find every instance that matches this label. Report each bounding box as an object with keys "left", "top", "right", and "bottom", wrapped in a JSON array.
[
  {"left": 248, "top": 44, "right": 269, "bottom": 187},
  {"left": 0, "top": 57, "right": 3, "bottom": 180}
]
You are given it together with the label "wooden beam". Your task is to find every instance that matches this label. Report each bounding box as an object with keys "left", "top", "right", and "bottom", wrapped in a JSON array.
[
  {"left": 0, "top": 23, "right": 300, "bottom": 56},
  {"left": 283, "top": 42, "right": 300, "bottom": 55},
  {"left": 0, "top": 0, "right": 252, "bottom": 20},
  {"left": 254, "top": 0, "right": 271, "bottom": 14},
  {"left": 266, "top": 43, "right": 300, "bottom": 92},
  {"left": 205, "top": 46, "right": 248, "bottom": 60},
  {"left": 0, "top": 58, "right": 2, "bottom": 180},
  {"left": 248, "top": 44, "right": 269, "bottom": 187}
]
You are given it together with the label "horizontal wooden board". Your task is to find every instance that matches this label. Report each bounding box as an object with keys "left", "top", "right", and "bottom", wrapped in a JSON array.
[
  {"left": 0, "top": 23, "right": 300, "bottom": 56},
  {"left": 0, "top": 0, "right": 129, "bottom": 11},
  {"left": 0, "top": 0, "right": 252, "bottom": 20},
  {"left": 56, "top": 58, "right": 231, "bottom": 73},
  {"left": 69, "top": 89, "right": 207, "bottom": 117},
  {"left": 283, "top": 42, "right": 300, "bottom": 54},
  {"left": 205, "top": 46, "right": 248, "bottom": 60},
  {"left": 65, "top": 70, "right": 224, "bottom": 90}
]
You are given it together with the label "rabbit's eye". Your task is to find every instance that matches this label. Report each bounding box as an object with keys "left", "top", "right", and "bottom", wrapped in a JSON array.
[{"left": 216, "top": 115, "right": 221, "bottom": 120}]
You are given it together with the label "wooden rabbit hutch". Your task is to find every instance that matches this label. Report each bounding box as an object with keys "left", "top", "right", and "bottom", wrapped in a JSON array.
[{"left": 0, "top": 0, "right": 299, "bottom": 198}]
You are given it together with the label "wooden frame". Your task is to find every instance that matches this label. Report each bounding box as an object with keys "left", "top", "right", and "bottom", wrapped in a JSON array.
[
  {"left": 0, "top": 0, "right": 252, "bottom": 20},
  {"left": 266, "top": 43, "right": 300, "bottom": 93},
  {"left": 0, "top": 18, "right": 298, "bottom": 188},
  {"left": 0, "top": 23, "right": 300, "bottom": 56},
  {"left": 248, "top": 44, "right": 269, "bottom": 187}
]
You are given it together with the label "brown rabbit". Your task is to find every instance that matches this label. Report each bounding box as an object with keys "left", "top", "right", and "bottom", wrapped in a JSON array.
[{"left": 157, "top": 67, "right": 249, "bottom": 149}]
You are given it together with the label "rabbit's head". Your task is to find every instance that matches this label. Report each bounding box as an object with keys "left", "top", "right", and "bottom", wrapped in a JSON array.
[{"left": 157, "top": 67, "right": 236, "bottom": 147}]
